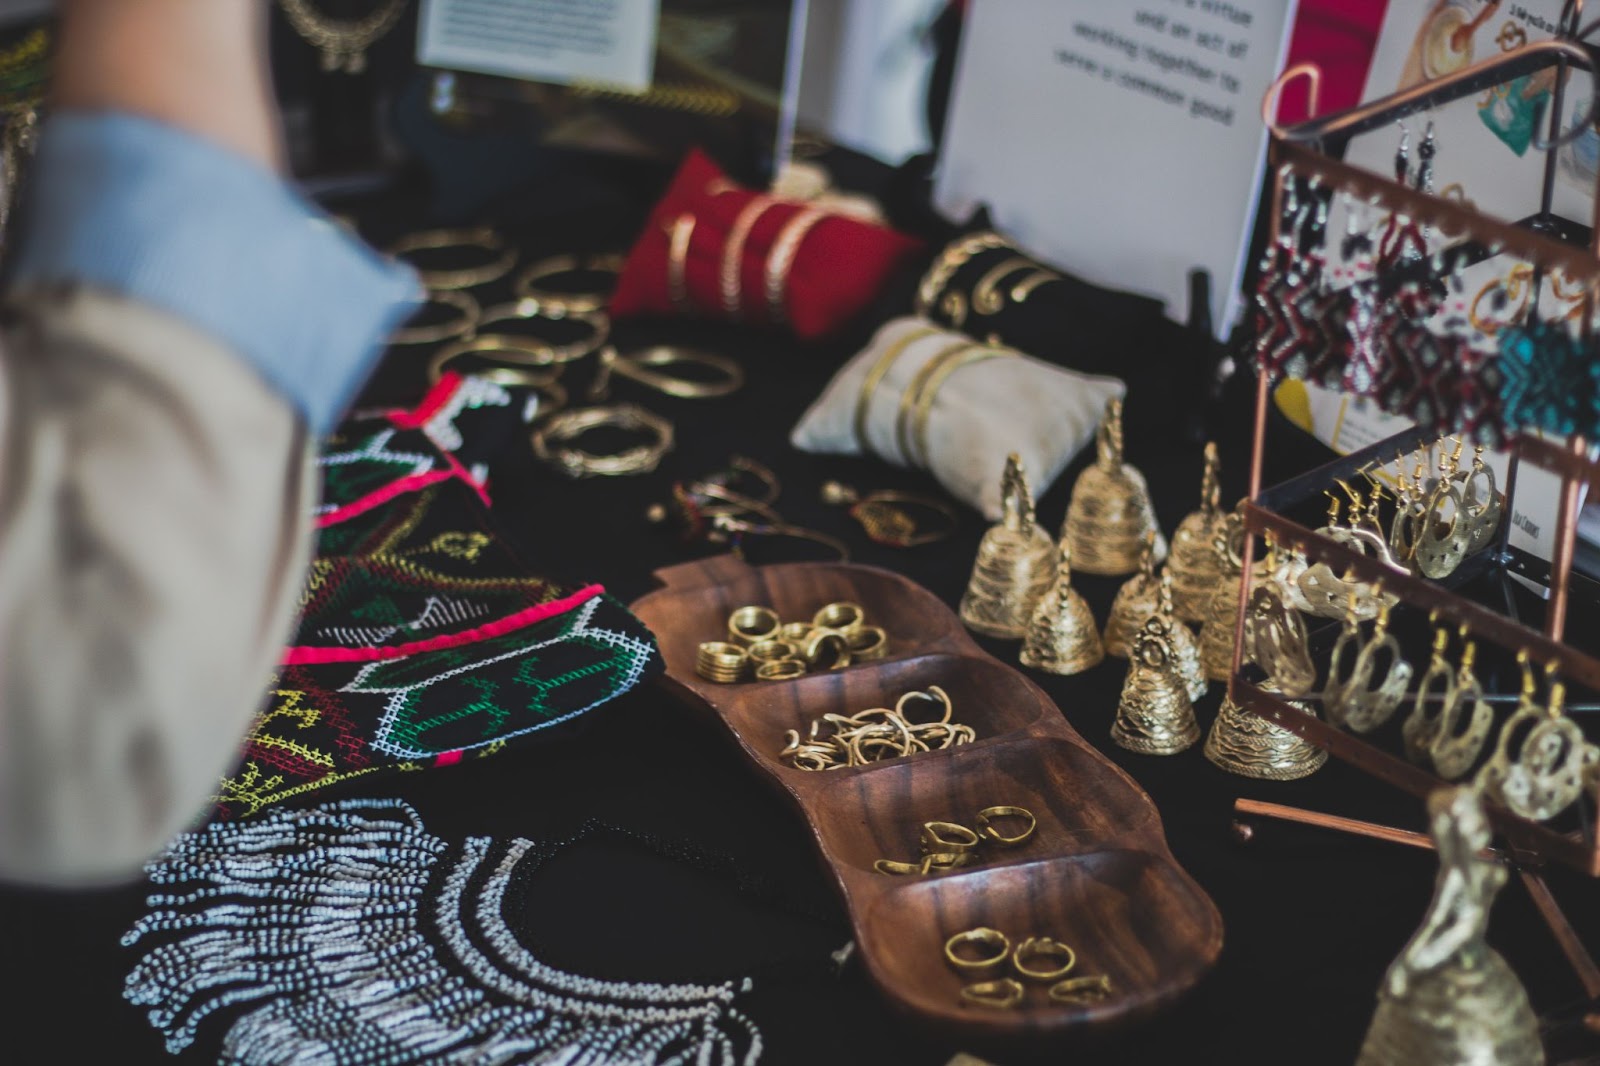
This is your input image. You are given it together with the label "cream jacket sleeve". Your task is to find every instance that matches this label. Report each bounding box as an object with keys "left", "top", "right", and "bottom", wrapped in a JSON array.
[{"left": 0, "top": 113, "right": 417, "bottom": 885}]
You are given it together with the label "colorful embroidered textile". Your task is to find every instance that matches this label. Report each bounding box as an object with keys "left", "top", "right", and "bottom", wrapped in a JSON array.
[{"left": 124, "top": 800, "right": 762, "bottom": 1064}]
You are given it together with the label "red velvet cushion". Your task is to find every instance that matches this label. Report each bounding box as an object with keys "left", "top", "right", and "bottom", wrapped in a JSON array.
[{"left": 611, "top": 148, "right": 924, "bottom": 341}]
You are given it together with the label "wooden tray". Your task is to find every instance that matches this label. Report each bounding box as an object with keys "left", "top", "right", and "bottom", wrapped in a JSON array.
[{"left": 630, "top": 555, "right": 1223, "bottom": 1047}]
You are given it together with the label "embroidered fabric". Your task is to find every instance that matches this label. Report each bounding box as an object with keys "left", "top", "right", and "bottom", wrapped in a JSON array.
[{"left": 123, "top": 799, "right": 763, "bottom": 1064}]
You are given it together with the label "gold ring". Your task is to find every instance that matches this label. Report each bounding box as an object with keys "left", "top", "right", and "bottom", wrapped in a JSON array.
[
  {"left": 920, "top": 821, "right": 981, "bottom": 854},
  {"left": 811, "top": 602, "right": 865, "bottom": 633},
  {"left": 476, "top": 305, "right": 610, "bottom": 365},
  {"left": 895, "top": 686, "right": 953, "bottom": 726},
  {"left": 777, "top": 622, "right": 814, "bottom": 643},
  {"left": 391, "top": 289, "right": 480, "bottom": 346},
  {"left": 530, "top": 404, "right": 674, "bottom": 479},
  {"left": 944, "top": 927, "right": 1011, "bottom": 975},
  {"left": 755, "top": 658, "right": 807, "bottom": 681},
  {"left": 845, "top": 626, "right": 888, "bottom": 661},
  {"left": 873, "top": 858, "right": 923, "bottom": 876},
  {"left": 1013, "top": 936, "right": 1076, "bottom": 982},
  {"left": 959, "top": 978, "right": 1026, "bottom": 1010},
  {"left": 975, "top": 806, "right": 1037, "bottom": 848},
  {"left": 921, "top": 851, "right": 978, "bottom": 873},
  {"left": 801, "top": 630, "right": 851, "bottom": 671},
  {"left": 1048, "top": 974, "right": 1113, "bottom": 1006},
  {"left": 388, "top": 226, "right": 517, "bottom": 291},
  {"left": 428, "top": 336, "right": 568, "bottom": 385},
  {"left": 747, "top": 639, "right": 799, "bottom": 664},
  {"left": 511, "top": 253, "right": 625, "bottom": 316},
  {"left": 695, "top": 641, "right": 749, "bottom": 683},
  {"left": 728, "top": 606, "right": 781, "bottom": 644}
]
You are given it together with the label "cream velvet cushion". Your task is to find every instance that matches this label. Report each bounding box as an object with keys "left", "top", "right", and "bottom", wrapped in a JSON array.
[{"left": 791, "top": 317, "right": 1126, "bottom": 519}]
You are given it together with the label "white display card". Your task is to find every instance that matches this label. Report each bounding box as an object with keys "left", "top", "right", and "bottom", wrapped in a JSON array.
[{"left": 418, "top": 0, "right": 660, "bottom": 92}]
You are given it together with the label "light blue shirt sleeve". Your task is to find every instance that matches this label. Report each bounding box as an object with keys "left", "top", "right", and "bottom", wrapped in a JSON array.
[{"left": 8, "top": 111, "right": 420, "bottom": 434}]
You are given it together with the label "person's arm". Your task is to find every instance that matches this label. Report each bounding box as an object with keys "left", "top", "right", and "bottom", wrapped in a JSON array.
[{"left": 0, "top": 0, "right": 418, "bottom": 885}]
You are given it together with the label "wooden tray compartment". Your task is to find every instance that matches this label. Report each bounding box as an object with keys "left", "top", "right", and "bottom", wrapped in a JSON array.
[{"left": 631, "top": 555, "right": 1222, "bottom": 1047}]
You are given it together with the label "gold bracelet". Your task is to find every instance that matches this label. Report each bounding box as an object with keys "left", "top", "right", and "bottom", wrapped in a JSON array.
[
  {"left": 1010, "top": 268, "right": 1061, "bottom": 302},
  {"left": 888, "top": 339, "right": 983, "bottom": 466},
  {"left": 667, "top": 213, "right": 697, "bottom": 313},
  {"left": 914, "top": 231, "right": 1011, "bottom": 316},
  {"left": 531, "top": 404, "right": 675, "bottom": 478},
  {"left": 764, "top": 206, "right": 830, "bottom": 323},
  {"left": 853, "top": 325, "right": 940, "bottom": 453},
  {"left": 427, "top": 336, "right": 566, "bottom": 386},
  {"left": 905, "top": 344, "right": 1014, "bottom": 468},
  {"left": 589, "top": 345, "right": 745, "bottom": 400},
  {"left": 476, "top": 305, "right": 610, "bottom": 364},
  {"left": 511, "top": 253, "right": 626, "bottom": 316},
  {"left": 388, "top": 227, "right": 518, "bottom": 291},
  {"left": 722, "top": 196, "right": 782, "bottom": 317},
  {"left": 390, "top": 289, "right": 480, "bottom": 346},
  {"left": 279, "top": 0, "right": 407, "bottom": 73},
  {"left": 970, "top": 256, "right": 1035, "bottom": 315}
]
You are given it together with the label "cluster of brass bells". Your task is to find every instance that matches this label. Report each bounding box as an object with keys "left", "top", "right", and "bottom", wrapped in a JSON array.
[
  {"left": 1356, "top": 787, "right": 1542, "bottom": 1066},
  {"left": 1061, "top": 399, "right": 1166, "bottom": 575}
]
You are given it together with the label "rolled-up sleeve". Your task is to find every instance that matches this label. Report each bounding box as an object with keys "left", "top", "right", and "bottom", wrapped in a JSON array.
[{"left": 0, "top": 113, "right": 416, "bottom": 885}]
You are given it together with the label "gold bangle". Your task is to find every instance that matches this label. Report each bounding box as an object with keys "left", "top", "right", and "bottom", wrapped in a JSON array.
[
  {"left": 391, "top": 289, "right": 481, "bottom": 346},
  {"left": 511, "top": 253, "right": 626, "bottom": 316},
  {"left": 530, "top": 404, "right": 674, "bottom": 478},
  {"left": 475, "top": 305, "right": 610, "bottom": 365},
  {"left": 1010, "top": 268, "right": 1061, "bottom": 302},
  {"left": 1012, "top": 936, "right": 1076, "bottom": 982},
  {"left": 428, "top": 336, "right": 568, "bottom": 384},
  {"left": 915, "top": 231, "right": 1011, "bottom": 315},
  {"left": 944, "top": 928, "right": 1011, "bottom": 976},
  {"left": 906, "top": 344, "right": 1015, "bottom": 469},
  {"left": 722, "top": 196, "right": 782, "bottom": 316},
  {"left": 728, "top": 606, "right": 781, "bottom": 644},
  {"left": 667, "top": 213, "right": 697, "bottom": 313},
  {"left": 764, "top": 206, "right": 830, "bottom": 323},
  {"left": 388, "top": 227, "right": 517, "bottom": 291},
  {"left": 970, "top": 256, "right": 1035, "bottom": 315},
  {"left": 893, "top": 340, "right": 1000, "bottom": 467},
  {"left": 975, "top": 805, "right": 1037, "bottom": 847},
  {"left": 590, "top": 345, "right": 745, "bottom": 401},
  {"left": 853, "top": 325, "right": 940, "bottom": 454}
]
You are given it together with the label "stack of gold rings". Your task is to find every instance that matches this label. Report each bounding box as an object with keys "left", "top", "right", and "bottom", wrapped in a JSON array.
[
  {"left": 780, "top": 685, "right": 975, "bottom": 771},
  {"left": 944, "top": 928, "right": 1113, "bottom": 1010},
  {"left": 695, "top": 602, "right": 889, "bottom": 684},
  {"left": 874, "top": 805, "right": 1036, "bottom": 876}
]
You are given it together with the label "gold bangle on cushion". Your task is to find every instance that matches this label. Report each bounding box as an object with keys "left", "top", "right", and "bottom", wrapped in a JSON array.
[
  {"left": 1048, "top": 974, "right": 1113, "bottom": 1005},
  {"left": 667, "top": 213, "right": 697, "bottom": 313},
  {"left": 900, "top": 342, "right": 1015, "bottom": 469},
  {"left": 530, "top": 404, "right": 674, "bottom": 479},
  {"left": 722, "top": 196, "right": 781, "bottom": 316},
  {"left": 391, "top": 289, "right": 480, "bottom": 346},
  {"left": 970, "top": 255, "right": 1035, "bottom": 315},
  {"left": 915, "top": 230, "right": 1011, "bottom": 315},
  {"left": 887, "top": 339, "right": 979, "bottom": 464},
  {"left": 853, "top": 325, "right": 940, "bottom": 454},
  {"left": 590, "top": 345, "right": 745, "bottom": 401},
  {"left": 728, "top": 606, "right": 781, "bottom": 644},
  {"left": 960, "top": 978, "right": 1026, "bottom": 1010},
  {"left": 511, "top": 253, "right": 626, "bottom": 316},
  {"left": 1010, "top": 268, "right": 1061, "bottom": 302},
  {"left": 944, "top": 928, "right": 1011, "bottom": 976},
  {"left": 1012, "top": 936, "right": 1076, "bottom": 982},
  {"left": 427, "top": 336, "right": 567, "bottom": 385},
  {"left": 975, "top": 805, "right": 1037, "bottom": 847},
  {"left": 764, "top": 206, "right": 830, "bottom": 323},
  {"left": 388, "top": 227, "right": 517, "bottom": 291},
  {"left": 475, "top": 305, "right": 610, "bottom": 365}
]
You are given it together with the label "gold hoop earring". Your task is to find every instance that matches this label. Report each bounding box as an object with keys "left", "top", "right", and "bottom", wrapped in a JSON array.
[
  {"left": 1325, "top": 594, "right": 1412, "bottom": 734},
  {"left": 1403, "top": 626, "right": 1455, "bottom": 766},
  {"left": 1429, "top": 637, "right": 1494, "bottom": 781},
  {"left": 1414, "top": 441, "right": 1469, "bottom": 579},
  {"left": 1462, "top": 446, "right": 1504, "bottom": 555},
  {"left": 1245, "top": 584, "right": 1315, "bottom": 697},
  {"left": 1479, "top": 658, "right": 1600, "bottom": 822}
]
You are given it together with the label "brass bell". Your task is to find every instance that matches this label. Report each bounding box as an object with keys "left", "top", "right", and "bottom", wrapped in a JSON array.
[
  {"left": 1166, "top": 442, "right": 1225, "bottom": 624},
  {"left": 960, "top": 453, "right": 1057, "bottom": 639},
  {"left": 1198, "top": 509, "right": 1249, "bottom": 682},
  {"left": 1356, "top": 788, "right": 1542, "bottom": 1066},
  {"left": 1111, "top": 616, "right": 1201, "bottom": 756},
  {"left": 1103, "top": 532, "right": 1159, "bottom": 658},
  {"left": 1156, "top": 571, "right": 1206, "bottom": 702},
  {"left": 1061, "top": 398, "right": 1166, "bottom": 576},
  {"left": 1204, "top": 679, "right": 1326, "bottom": 780},
  {"left": 1020, "top": 541, "right": 1104, "bottom": 675}
]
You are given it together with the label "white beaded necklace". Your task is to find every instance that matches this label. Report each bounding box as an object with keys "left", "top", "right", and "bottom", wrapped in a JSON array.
[{"left": 123, "top": 799, "right": 764, "bottom": 1064}]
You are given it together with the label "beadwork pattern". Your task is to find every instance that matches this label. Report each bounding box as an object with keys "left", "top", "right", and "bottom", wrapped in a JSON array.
[{"left": 123, "top": 800, "right": 763, "bottom": 1064}]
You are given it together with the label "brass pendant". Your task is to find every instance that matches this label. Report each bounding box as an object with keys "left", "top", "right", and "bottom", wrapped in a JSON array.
[
  {"left": 959, "top": 454, "right": 1056, "bottom": 639},
  {"left": 1019, "top": 543, "right": 1104, "bottom": 676},
  {"left": 1061, "top": 398, "right": 1166, "bottom": 576},
  {"left": 1356, "top": 788, "right": 1543, "bottom": 1066},
  {"left": 1204, "top": 680, "right": 1326, "bottom": 781},
  {"left": 1166, "top": 442, "right": 1225, "bottom": 623},
  {"left": 1111, "top": 617, "right": 1200, "bottom": 756}
]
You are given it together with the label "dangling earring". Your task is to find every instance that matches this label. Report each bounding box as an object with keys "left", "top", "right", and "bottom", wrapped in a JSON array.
[
  {"left": 1245, "top": 583, "right": 1315, "bottom": 697},
  {"left": 1324, "top": 591, "right": 1412, "bottom": 734},
  {"left": 1415, "top": 440, "right": 1470, "bottom": 579},
  {"left": 1478, "top": 657, "right": 1600, "bottom": 822},
  {"left": 1387, "top": 454, "right": 1427, "bottom": 570},
  {"left": 1402, "top": 626, "right": 1455, "bottom": 767},
  {"left": 1429, "top": 636, "right": 1494, "bottom": 781},
  {"left": 1297, "top": 495, "right": 1401, "bottom": 620},
  {"left": 1461, "top": 445, "right": 1504, "bottom": 555}
]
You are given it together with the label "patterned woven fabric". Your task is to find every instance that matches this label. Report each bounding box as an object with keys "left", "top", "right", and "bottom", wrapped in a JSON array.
[
  {"left": 1500, "top": 318, "right": 1594, "bottom": 438},
  {"left": 214, "top": 388, "right": 662, "bottom": 820}
]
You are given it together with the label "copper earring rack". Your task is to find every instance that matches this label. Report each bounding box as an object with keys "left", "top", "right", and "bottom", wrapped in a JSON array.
[{"left": 1232, "top": 14, "right": 1600, "bottom": 1006}]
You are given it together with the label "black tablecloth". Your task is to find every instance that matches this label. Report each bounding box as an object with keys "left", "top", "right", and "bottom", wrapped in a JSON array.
[{"left": 6, "top": 154, "right": 1600, "bottom": 1066}]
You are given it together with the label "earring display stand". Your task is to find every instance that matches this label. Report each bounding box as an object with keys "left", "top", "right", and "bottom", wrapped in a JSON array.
[{"left": 1232, "top": 12, "right": 1600, "bottom": 1010}]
